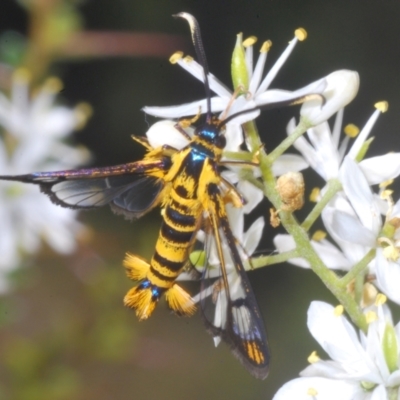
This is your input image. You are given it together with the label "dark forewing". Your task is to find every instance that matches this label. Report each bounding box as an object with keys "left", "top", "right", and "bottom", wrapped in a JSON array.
[
  {"left": 198, "top": 183, "right": 269, "bottom": 379},
  {"left": 0, "top": 159, "right": 170, "bottom": 219}
]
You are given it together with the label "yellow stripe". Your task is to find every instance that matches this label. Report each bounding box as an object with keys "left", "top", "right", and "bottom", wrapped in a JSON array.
[
  {"left": 149, "top": 263, "right": 182, "bottom": 278},
  {"left": 147, "top": 271, "right": 173, "bottom": 289},
  {"left": 155, "top": 240, "right": 189, "bottom": 262},
  {"left": 169, "top": 190, "right": 200, "bottom": 209}
]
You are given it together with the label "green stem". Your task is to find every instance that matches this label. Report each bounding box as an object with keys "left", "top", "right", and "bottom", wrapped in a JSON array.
[
  {"left": 339, "top": 249, "right": 376, "bottom": 288},
  {"left": 301, "top": 179, "right": 342, "bottom": 232},
  {"left": 278, "top": 209, "right": 368, "bottom": 332},
  {"left": 250, "top": 250, "right": 299, "bottom": 270},
  {"left": 248, "top": 119, "right": 368, "bottom": 333},
  {"left": 267, "top": 118, "right": 312, "bottom": 163}
]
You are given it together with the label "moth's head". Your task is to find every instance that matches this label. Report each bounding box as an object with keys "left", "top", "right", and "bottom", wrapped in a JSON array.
[{"left": 194, "top": 118, "right": 226, "bottom": 150}]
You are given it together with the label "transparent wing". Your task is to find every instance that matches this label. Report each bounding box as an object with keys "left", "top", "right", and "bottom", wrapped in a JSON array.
[
  {"left": 195, "top": 182, "right": 269, "bottom": 379},
  {"left": 0, "top": 158, "right": 170, "bottom": 219}
]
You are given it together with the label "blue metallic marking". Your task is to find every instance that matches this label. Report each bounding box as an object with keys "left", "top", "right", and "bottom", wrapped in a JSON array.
[{"left": 140, "top": 279, "right": 151, "bottom": 289}]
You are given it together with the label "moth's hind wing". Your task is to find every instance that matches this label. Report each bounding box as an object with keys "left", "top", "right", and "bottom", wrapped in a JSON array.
[{"left": 198, "top": 182, "right": 269, "bottom": 379}]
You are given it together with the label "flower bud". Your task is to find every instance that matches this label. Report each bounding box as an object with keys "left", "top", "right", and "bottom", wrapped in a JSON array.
[
  {"left": 383, "top": 322, "right": 398, "bottom": 373},
  {"left": 300, "top": 70, "right": 359, "bottom": 126},
  {"left": 276, "top": 172, "right": 305, "bottom": 211},
  {"left": 146, "top": 120, "right": 192, "bottom": 149},
  {"left": 231, "top": 33, "right": 249, "bottom": 92}
]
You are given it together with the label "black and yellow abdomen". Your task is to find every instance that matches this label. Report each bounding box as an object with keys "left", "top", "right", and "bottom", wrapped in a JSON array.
[{"left": 123, "top": 146, "right": 213, "bottom": 320}]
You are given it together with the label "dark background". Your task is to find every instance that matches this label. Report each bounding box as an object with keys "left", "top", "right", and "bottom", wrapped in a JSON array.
[{"left": 0, "top": 1, "right": 399, "bottom": 399}]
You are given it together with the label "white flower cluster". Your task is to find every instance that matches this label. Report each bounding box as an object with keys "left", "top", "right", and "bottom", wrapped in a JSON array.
[
  {"left": 274, "top": 300, "right": 400, "bottom": 399},
  {"left": 144, "top": 25, "right": 400, "bottom": 395},
  {"left": 0, "top": 70, "right": 90, "bottom": 292},
  {"left": 273, "top": 76, "right": 400, "bottom": 397}
]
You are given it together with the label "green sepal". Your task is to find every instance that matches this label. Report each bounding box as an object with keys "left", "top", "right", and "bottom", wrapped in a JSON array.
[
  {"left": 383, "top": 322, "right": 398, "bottom": 373},
  {"left": 231, "top": 33, "right": 249, "bottom": 94}
]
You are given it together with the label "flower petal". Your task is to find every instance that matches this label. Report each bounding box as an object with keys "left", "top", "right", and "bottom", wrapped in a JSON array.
[
  {"left": 300, "top": 70, "right": 359, "bottom": 126},
  {"left": 145, "top": 120, "right": 191, "bottom": 149},
  {"left": 340, "top": 157, "right": 381, "bottom": 236},
  {"left": 375, "top": 248, "right": 400, "bottom": 306},
  {"left": 273, "top": 377, "right": 363, "bottom": 400},
  {"left": 359, "top": 154, "right": 400, "bottom": 185}
]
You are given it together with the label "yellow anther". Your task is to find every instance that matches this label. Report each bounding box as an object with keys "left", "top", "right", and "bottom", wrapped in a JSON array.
[
  {"left": 74, "top": 102, "right": 93, "bottom": 129},
  {"left": 260, "top": 40, "right": 272, "bottom": 53},
  {"left": 382, "top": 244, "right": 399, "bottom": 262},
  {"left": 295, "top": 27, "right": 307, "bottom": 41},
  {"left": 307, "top": 351, "right": 320, "bottom": 364},
  {"left": 389, "top": 217, "right": 400, "bottom": 230},
  {"left": 43, "top": 77, "right": 63, "bottom": 93},
  {"left": 375, "top": 101, "right": 389, "bottom": 113},
  {"left": 13, "top": 68, "right": 31, "bottom": 83},
  {"left": 307, "top": 387, "right": 318, "bottom": 396},
  {"left": 312, "top": 230, "right": 326, "bottom": 242},
  {"left": 243, "top": 36, "right": 258, "bottom": 47},
  {"left": 334, "top": 305, "right": 344, "bottom": 316},
  {"left": 183, "top": 55, "right": 194, "bottom": 63},
  {"left": 362, "top": 282, "right": 378, "bottom": 308},
  {"left": 381, "top": 189, "right": 394, "bottom": 200},
  {"left": 169, "top": 51, "right": 184, "bottom": 64},
  {"left": 375, "top": 293, "right": 387, "bottom": 306},
  {"left": 309, "top": 187, "right": 320, "bottom": 203},
  {"left": 270, "top": 207, "right": 280, "bottom": 228},
  {"left": 379, "top": 179, "right": 393, "bottom": 189},
  {"left": 344, "top": 123, "right": 360, "bottom": 138},
  {"left": 366, "top": 311, "right": 378, "bottom": 324}
]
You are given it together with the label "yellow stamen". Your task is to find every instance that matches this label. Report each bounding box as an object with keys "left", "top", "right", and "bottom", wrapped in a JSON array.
[
  {"left": 43, "top": 77, "right": 63, "bottom": 93},
  {"left": 361, "top": 282, "right": 378, "bottom": 308},
  {"left": 270, "top": 208, "right": 280, "bottom": 228},
  {"left": 375, "top": 293, "right": 387, "bottom": 306},
  {"left": 295, "top": 27, "right": 307, "bottom": 41},
  {"left": 344, "top": 123, "right": 359, "bottom": 138},
  {"left": 380, "top": 189, "right": 393, "bottom": 200},
  {"left": 312, "top": 230, "right": 326, "bottom": 242},
  {"left": 334, "top": 305, "right": 344, "bottom": 316},
  {"left": 306, "top": 387, "right": 318, "bottom": 396},
  {"left": 13, "top": 68, "right": 31, "bottom": 83},
  {"left": 375, "top": 101, "right": 389, "bottom": 113},
  {"left": 74, "top": 102, "right": 93, "bottom": 130},
  {"left": 243, "top": 36, "right": 257, "bottom": 47},
  {"left": 366, "top": 311, "right": 378, "bottom": 324},
  {"left": 379, "top": 179, "right": 393, "bottom": 189},
  {"left": 169, "top": 51, "right": 183, "bottom": 64},
  {"left": 382, "top": 244, "right": 399, "bottom": 262},
  {"left": 183, "top": 55, "right": 194, "bottom": 63},
  {"left": 309, "top": 187, "right": 320, "bottom": 202},
  {"left": 260, "top": 40, "right": 272, "bottom": 53},
  {"left": 307, "top": 351, "right": 320, "bottom": 364}
]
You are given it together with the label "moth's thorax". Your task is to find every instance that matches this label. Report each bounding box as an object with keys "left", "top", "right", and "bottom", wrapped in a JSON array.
[{"left": 191, "top": 120, "right": 225, "bottom": 161}]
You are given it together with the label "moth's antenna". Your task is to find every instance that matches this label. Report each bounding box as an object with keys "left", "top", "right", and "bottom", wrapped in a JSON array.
[
  {"left": 174, "top": 12, "right": 212, "bottom": 123},
  {"left": 218, "top": 93, "right": 326, "bottom": 128}
]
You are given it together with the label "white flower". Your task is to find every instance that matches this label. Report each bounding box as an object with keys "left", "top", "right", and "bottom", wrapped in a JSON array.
[
  {"left": 273, "top": 301, "right": 400, "bottom": 399},
  {"left": 300, "top": 70, "right": 359, "bottom": 127},
  {"left": 144, "top": 30, "right": 327, "bottom": 151},
  {"left": 275, "top": 103, "right": 400, "bottom": 281},
  {"left": 326, "top": 157, "right": 400, "bottom": 305},
  {"left": 288, "top": 101, "right": 399, "bottom": 183},
  {"left": 0, "top": 70, "right": 90, "bottom": 292}
]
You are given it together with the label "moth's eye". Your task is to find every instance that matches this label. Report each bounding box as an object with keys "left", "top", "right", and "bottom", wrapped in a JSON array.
[{"left": 217, "top": 135, "right": 226, "bottom": 149}]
